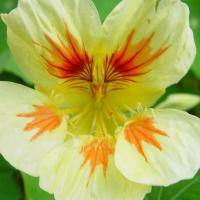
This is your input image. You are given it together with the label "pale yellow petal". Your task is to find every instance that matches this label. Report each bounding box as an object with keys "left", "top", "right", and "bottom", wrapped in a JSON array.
[
  {"left": 0, "top": 81, "right": 66, "bottom": 176},
  {"left": 103, "top": 0, "right": 195, "bottom": 110},
  {"left": 39, "top": 137, "right": 151, "bottom": 200},
  {"left": 1, "top": 0, "right": 102, "bottom": 89},
  {"left": 115, "top": 108, "right": 200, "bottom": 186}
]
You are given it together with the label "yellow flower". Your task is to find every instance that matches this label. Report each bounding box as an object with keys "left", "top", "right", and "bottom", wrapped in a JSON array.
[{"left": 0, "top": 0, "right": 199, "bottom": 199}]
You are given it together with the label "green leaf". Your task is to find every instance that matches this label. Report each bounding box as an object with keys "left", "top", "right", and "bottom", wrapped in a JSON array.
[
  {"left": 0, "top": 0, "right": 17, "bottom": 53},
  {"left": 0, "top": 50, "right": 20, "bottom": 74},
  {"left": 0, "top": 0, "right": 32, "bottom": 84},
  {"left": 182, "top": 0, "right": 200, "bottom": 78},
  {"left": 22, "top": 174, "right": 54, "bottom": 200},
  {"left": 0, "top": 50, "right": 33, "bottom": 84},
  {"left": 145, "top": 171, "right": 200, "bottom": 200},
  {"left": 92, "top": 0, "right": 120, "bottom": 22},
  {"left": 0, "top": 156, "right": 22, "bottom": 200},
  {"left": 0, "top": 20, "right": 7, "bottom": 54}
]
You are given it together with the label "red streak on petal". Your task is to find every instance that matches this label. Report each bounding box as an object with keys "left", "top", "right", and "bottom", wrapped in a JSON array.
[
  {"left": 35, "top": 25, "right": 93, "bottom": 84},
  {"left": 105, "top": 30, "right": 169, "bottom": 83},
  {"left": 17, "top": 104, "right": 61, "bottom": 141},
  {"left": 124, "top": 117, "right": 168, "bottom": 161}
]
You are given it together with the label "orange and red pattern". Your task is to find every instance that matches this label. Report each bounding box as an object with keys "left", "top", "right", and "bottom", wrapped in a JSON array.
[
  {"left": 17, "top": 104, "right": 61, "bottom": 141},
  {"left": 37, "top": 27, "right": 168, "bottom": 89},
  {"left": 35, "top": 26, "right": 93, "bottom": 84},
  {"left": 105, "top": 30, "right": 169, "bottom": 84},
  {"left": 124, "top": 117, "right": 168, "bottom": 161},
  {"left": 80, "top": 138, "right": 114, "bottom": 182}
]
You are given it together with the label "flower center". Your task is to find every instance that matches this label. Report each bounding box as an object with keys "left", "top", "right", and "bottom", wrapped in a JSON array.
[
  {"left": 33, "top": 25, "right": 169, "bottom": 138},
  {"left": 90, "top": 83, "right": 107, "bottom": 103}
]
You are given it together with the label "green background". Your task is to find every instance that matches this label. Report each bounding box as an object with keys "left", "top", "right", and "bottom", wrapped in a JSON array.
[{"left": 0, "top": 0, "right": 200, "bottom": 199}]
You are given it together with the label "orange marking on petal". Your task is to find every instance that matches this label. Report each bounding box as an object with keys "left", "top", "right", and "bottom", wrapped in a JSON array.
[
  {"left": 124, "top": 117, "right": 167, "bottom": 161},
  {"left": 17, "top": 105, "right": 61, "bottom": 141},
  {"left": 80, "top": 138, "right": 114, "bottom": 184},
  {"left": 35, "top": 25, "right": 93, "bottom": 85},
  {"left": 105, "top": 30, "right": 169, "bottom": 83}
]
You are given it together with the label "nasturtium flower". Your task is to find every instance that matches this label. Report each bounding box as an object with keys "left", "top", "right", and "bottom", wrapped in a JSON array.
[{"left": 0, "top": 0, "right": 200, "bottom": 199}]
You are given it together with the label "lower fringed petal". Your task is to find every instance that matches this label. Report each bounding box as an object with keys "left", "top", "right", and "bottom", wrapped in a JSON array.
[
  {"left": 0, "top": 81, "right": 66, "bottom": 176},
  {"left": 115, "top": 108, "right": 200, "bottom": 186},
  {"left": 39, "top": 136, "right": 151, "bottom": 200}
]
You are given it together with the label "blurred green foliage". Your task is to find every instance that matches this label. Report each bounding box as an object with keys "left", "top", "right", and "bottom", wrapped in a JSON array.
[
  {"left": 0, "top": 0, "right": 199, "bottom": 200},
  {"left": 22, "top": 174, "right": 54, "bottom": 200},
  {"left": 145, "top": 171, "right": 200, "bottom": 200},
  {"left": 185, "top": 0, "right": 200, "bottom": 78},
  {"left": 0, "top": 156, "right": 21, "bottom": 200},
  {"left": 0, "top": 0, "right": 17, "bottom": 53}
]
